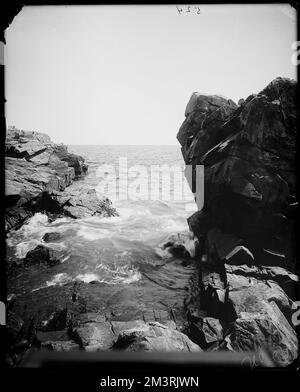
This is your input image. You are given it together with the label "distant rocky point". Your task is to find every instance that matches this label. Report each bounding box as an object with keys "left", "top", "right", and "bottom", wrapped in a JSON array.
[{"left": 5, "top": 126, "right": 117, "bottom": 231}]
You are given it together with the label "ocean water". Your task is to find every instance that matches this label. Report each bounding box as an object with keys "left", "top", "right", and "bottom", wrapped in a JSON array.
[{"left": 7, "top": 145, "right": 197, "bottom": 295}]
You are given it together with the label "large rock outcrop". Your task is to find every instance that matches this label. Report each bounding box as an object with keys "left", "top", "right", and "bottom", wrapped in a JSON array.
[
  {"left": 177, "top": 77, "right": 298, "bottom": 366},
  {"left": 5, "top": 127, "right": 117, "bottom": 230}
]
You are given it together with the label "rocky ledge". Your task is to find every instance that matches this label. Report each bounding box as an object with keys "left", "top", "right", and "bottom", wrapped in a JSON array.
[
  {"left": 5, "top": 127, "right": 117, "bottom": 231},
  {"left": 178, "top": 77, "right": 299, "bottom": 366},
  {"left": 7, "top": 257, "right": 201, "bottom": 365}
]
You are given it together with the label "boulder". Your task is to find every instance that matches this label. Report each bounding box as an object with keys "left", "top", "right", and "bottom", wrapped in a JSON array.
[
  {"left": 225, "top": 264, "right": 298, "bottom": 301},
  {"left": 72, "top": 321, "right": 115, "bottom": 351},
  {"left": 188, "top": 317, "right": 224, "bottom": 348},
  {"left": 178, "top": 93, "right": 237, "bottom": 157},
  {"left": 113, "top": 321, "right": 202, "bottom": 352},
  {"left": 158, "top": 232, "right": 198, "bottom": 259},
  {"left": 23, "top": 245, "right": 65, "bottom": 267},
  {"left": 42, "top": 232, "right": 62, "bottom": 242},
  {"left": 225, "top": 301, "right": 298, "bottom": 366},
  {"left": 226, "top": 273, "right": 292, "bottom": 321}
]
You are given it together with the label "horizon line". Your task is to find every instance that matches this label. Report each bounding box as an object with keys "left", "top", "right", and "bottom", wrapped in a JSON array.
[{"left": 67, "top": 143, "right": 180, "bottom": 146}]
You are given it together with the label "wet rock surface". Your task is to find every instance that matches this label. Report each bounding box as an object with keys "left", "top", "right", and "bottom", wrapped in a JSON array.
[
  {"left": 23, "top": 245, "right": 66, "bottom": 267},
  {"left": 178, "top": 77, "right": 298, "bottom": 366},
  {"left": 42, "top": 232, "right": 62, "bottom": 242},
  {"left": 112, "top": 320, "right": 201, "bottom": 352},
  {"left": 7, "top": 258, "right": 201, "bottom": 364}
]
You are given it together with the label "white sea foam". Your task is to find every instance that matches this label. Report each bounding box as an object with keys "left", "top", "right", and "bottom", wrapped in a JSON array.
[
  {"left": 7, "top": 213, "right": 71, "bottom": 258},
  {"left": 30, "top": 273, "right": 73, "bottom": 292},
  {"left": 116, "top": 207, "right": 135, "bottom": 219},
  {"left": 76, "top": 226, "right": 111, "bottom": 240},
  {"left": 161, "top": 218, "right": 187, "bottom": 233},
  {"left": 6, "top": 213, "right": 48, "bottom": 245},
  {"left": 25, "top": 212, "right": 49, "bottom": 227},
  {"left": 13, "top": 240, "right": 67, "bottom": 259},
  {"left": 46, "top": 272, "right": 73, "bottom": 286},
  {"left": 155, "top": 247, "right": 172, "bottom": 259},
  {"left": 81, "top": 215, "right": 122, "bottom": 225},
  {"left": 77, "top": 263, "right": 141, "bottom": 284},
  {"left": 75, "top": 272, "right": 100, "bottom": 283},
  {"left": 14, "top": 239, "right": 41, "bottom": 259}
]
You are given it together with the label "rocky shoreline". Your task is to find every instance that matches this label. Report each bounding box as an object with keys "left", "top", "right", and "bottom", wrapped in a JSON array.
[
  {"left": 5, "top": 77, "right": 299, "bottom": 367},
  {"left": 5, "top": 129, "right": 200, "bottom": 366},
  {"left": 5, "top": 126, "right": 117, "bottom": 232}
]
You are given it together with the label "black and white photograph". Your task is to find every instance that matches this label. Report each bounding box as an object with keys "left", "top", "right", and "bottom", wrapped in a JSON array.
[{"left": 1, "top": 2, "right": 299, "bottom": 382}]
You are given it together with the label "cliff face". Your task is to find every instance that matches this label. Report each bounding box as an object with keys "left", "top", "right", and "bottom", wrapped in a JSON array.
[
  {"left": 5, "top": 127, "right": 117, "bottom": 231},
  {"left": 178, "top": 78, "right": 298, "bottom": 365}
]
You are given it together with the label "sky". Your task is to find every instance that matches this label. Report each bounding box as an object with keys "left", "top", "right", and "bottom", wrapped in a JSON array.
[{"left": 5, "top": 4, "right": 297, "bottom": 145}]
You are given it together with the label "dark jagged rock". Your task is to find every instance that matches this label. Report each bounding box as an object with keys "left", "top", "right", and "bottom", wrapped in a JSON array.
[
  {"left": 224, "top": 246, "right": 254, "bottom": 266},
  {"left": 72, "top": 319, "right": 115, "bottom": 351},
  {"left": 113, "top": 320, "right": 202, "bottom": 352},
  {"left": 225, "top": 301, "right": 298, "bottom": 366},
  {"left": 187, "top": 210, "right": 213, "bottom": 238},
  {"left": 42, "top": 232, "right": 62, "bottom": 242},
  {"left": 178, "top": 77, "right": 297, "bottom": 267},
  {"left": 7, "top": 311, "right": 24, "bottom": 343},
  {"left": 5, "top": 127, "right": 117, "bottom": 230},
  {"left": 177, "top": 94, "right": 237, "bottom": 160},
  {"left": 7, "top": 293, "right": 17, "bottom": 310},
  {"left": 53, "top": 188, "right": 118, "bottom": 219},
  {"left": 35, "top": 307, "right": 68, "bottom": 332},
  {"left": 188, "top": 316, "right": 224, "bottom": 348},
  {"left": 225, "top": 264, "right": 298, "bottom": 301},
  {"left": 178, "top": 77, "right": 298, "bottom": 366},
  {"left": 52, "top": 144, "right": 86, "bottom": 176},
  {"left": 158, "top": 232, "right": 198, "bottom": 260},
  {"left": 23, "top": 245, "right": 66, "bottom": 267}
]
